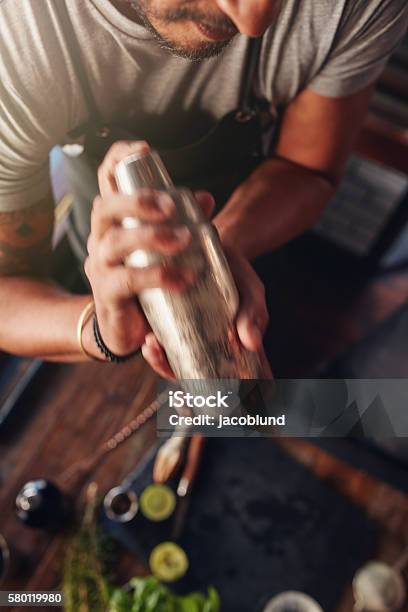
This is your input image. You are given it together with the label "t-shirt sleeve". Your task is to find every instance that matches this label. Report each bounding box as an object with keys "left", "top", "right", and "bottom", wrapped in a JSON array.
[
  {"left": 309, "top": 0, "right": 408, "bottom": 98},
  {"left": 0, "top": 78, "right": 52, "bottom": 212}
]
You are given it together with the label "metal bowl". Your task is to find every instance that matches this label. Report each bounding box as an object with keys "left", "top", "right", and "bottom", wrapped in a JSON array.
[
  {"left": 262, "top": 591, "right": 324, "bottom": 612},
  {"left": 353, "top": 561, "right": 406, "bottom": 611},
  {"left": 103, "top": 487, "right": 138, "bottom": 523}
]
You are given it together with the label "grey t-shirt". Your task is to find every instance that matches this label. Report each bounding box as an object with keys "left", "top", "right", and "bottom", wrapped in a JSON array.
[{"left": 0, "top": 0, "right": 407, "bottom": 212}]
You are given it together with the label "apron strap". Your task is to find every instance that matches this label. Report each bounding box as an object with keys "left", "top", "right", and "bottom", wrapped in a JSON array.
[
  {"left": 238, "top": 37, "right": 263, "bottom": 115},
  {"left": 54, "top": 0, "right": 103, "bottom": 130}
]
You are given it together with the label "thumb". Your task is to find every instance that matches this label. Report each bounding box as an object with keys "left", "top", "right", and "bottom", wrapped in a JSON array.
[{"left": 236, "top": 313, "right": 263, "bottom": 352}]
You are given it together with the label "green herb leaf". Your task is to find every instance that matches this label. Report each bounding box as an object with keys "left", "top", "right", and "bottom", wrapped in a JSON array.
[
  {"left": 108, "top": 588, "right": 133, "bottom": 612},
  {"left": 176, "top": 595, "right": 201, "bottom": 612},
  {"left": 204, "top": 587, "right": 221, "bottom": 612}
]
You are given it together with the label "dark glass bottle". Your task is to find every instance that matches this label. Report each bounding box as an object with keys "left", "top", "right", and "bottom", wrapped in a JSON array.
[{"left": 15, "top": 479, "right": 65, "bottom": 530}]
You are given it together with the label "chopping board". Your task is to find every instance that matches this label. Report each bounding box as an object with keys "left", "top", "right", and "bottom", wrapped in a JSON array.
[{"left": 102, "top": 438, "right": 377, "bottom": 612}]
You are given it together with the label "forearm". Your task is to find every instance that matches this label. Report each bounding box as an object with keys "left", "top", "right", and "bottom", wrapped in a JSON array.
[
  {"left": 0, "top": 194, "right": 102, "bottom": 361},
  {"left": 214, "top": 157, "right": 336, "bottom": 260},
  {"left": 0, "top": 277, "right": 100, "bottom": 361}
]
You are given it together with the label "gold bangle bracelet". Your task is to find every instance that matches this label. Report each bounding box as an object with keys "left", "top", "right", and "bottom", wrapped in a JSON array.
[{"left": 77, "top": 300, "right": 97, "bottom": 360}]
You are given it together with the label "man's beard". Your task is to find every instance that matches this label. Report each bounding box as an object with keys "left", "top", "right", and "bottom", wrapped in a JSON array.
[{"left": 129, "top": 1, "right": 235, "bottom": 61}]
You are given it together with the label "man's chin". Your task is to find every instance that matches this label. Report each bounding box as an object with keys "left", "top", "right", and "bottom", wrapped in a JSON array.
[
  {"left": 160, "top": 38, "right": 232, "bottom": 61},
  {"left": 130, "top": 2, "right": 235, "bottom": 60}
]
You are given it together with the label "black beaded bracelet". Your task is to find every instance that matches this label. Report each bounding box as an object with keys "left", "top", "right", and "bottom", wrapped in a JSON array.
[{"left": 93, "top": 314, "right": 141, "bottom": 363}]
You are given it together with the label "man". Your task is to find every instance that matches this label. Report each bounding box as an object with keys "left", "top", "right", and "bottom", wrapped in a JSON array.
[{"left": 0, "top": 0, "right": 407, "bottom": 375}]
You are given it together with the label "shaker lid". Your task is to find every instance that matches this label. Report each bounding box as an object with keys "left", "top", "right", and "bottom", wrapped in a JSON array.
[{"left": 115, "top": 150, "right": 173, "bottom": 194}]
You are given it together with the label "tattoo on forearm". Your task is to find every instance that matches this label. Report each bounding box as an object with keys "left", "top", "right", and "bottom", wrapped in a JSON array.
[
  {"left": 0, "top": 196, "right": 51, "bottom": 226},
  {"left": 0, "top": 235, "right": 52, "bottom": 275},
  {"left": 0, "top": 195, "right": 54, "bottom": 276}
]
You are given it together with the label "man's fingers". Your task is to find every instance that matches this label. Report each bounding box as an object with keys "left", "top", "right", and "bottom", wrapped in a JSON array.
[
  {"left": 236, "top": 282, "right": 269, "bottom": 351},
  {"left": 236, "top": 316, "right": 263, "bottom": 351},
  {"left": 98, "top": 140, "right": 150, "bottom": 197},
  {"left": 227, "top": 250, "right": 269, "bottom": 351},
  {"left": 91, "top": 191, "right": 175, "bottom": 239},
  {"left": 142, "top": 333, "right": 176, "bottom": 380},
  {"left": 114, "top": 264, "right": 195, "bottom": 299},
  {"left": 99, "top": 224, "right": 191, "bottom": 265},
  {"left": 258, "top": 348, "right": 274, "bottom": 379},
  {"left": 194, "top": 191, "right": 216, "bottom": 219}
]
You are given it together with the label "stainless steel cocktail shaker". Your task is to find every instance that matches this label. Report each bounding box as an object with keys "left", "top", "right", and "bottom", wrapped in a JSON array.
[{"left": 115, "top": 151, "right": 262, "bottom": 379}]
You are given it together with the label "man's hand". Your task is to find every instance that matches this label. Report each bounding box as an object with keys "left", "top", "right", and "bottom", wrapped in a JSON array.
[
  {"left": 85, "top": 141, "right": 198, "bottom": 356},
  {"left": 142, "top": 237, "right": 272, "bottom": 379},
  {"left": 86, "top": 140, "right": 270, "bottom": 374},
  {"left": 141, "top": 240, "right": 270, "bottom": 379}
]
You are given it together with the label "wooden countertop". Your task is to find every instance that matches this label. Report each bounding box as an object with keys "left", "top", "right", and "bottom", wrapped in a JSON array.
[{"left": 2, "top": 356, "right": 408, "bottom": 611}]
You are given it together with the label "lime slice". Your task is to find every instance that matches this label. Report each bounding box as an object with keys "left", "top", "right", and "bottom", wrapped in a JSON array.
[
  {"left": 139, "top": 484, "right": 176, "bottom": 522},
  {"left": 149, "top": 542, "right": 189, "bottom": 582}
]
